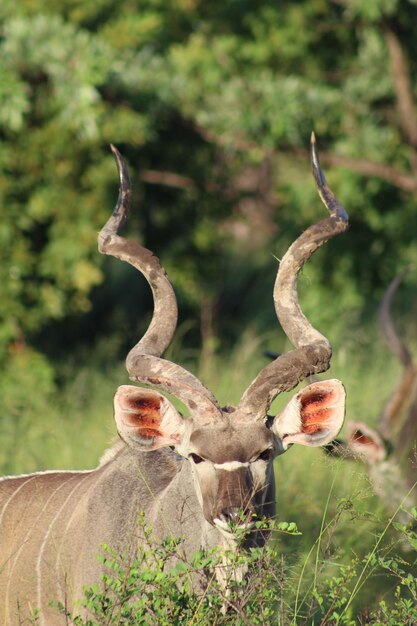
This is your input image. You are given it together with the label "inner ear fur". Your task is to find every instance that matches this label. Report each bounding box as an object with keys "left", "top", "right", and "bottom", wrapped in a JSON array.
[
  {"left": 346, "top": 421, "right": 386, "bottom": 463},
  {"left": 114, "top": 385, "right": 184, "bottom": 451},
  {"left": 272, "top": 379, "right": 346, "bottom": 448}
]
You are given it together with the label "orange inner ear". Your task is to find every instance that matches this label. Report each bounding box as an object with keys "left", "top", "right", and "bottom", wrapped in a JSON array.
[
  {"left": 351, "top": 429, "right": 378, "bottom": 450},
  {"left": 123, "top": 395, "right": 163, "bottom": 439},
  {"left": 301, "top": 390, "right": 333, "bottom": 434}
]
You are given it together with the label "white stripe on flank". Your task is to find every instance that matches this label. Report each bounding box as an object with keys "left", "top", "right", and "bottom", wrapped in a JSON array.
[
  {"left": 55, "top": 472, "right": 96, "bottom": 604},
  {"left": 4, "top": 475, "right": 75, "bottom": 621},
  {"left": 0, "top": 475, "right": 38, "bottom": 619},
  {"left": 213, "top": 461, "right": 249, "bottom": 471},
  {"left": 55, "top": 476, "right": 95, "bottom": 604},
  {"left": 0, "top": 475, "right": 37, "bottom": 528},
  {"left": 36, "top": 473, "right": 90, "bottom": 626}
]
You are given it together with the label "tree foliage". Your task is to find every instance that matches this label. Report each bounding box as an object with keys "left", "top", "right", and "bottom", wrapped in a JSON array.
[{"left": 0, "top": 0, "right": 417, "bottom": 363}]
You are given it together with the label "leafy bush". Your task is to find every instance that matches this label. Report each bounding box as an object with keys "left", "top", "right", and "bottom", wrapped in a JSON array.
[{"left": 51, "top": 507, "right": 417, "bottom": 625}]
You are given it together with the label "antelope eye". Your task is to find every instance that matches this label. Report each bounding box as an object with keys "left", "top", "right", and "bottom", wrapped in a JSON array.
[
  {"left": 189, "top": 453, "right": 204, "bottom": 464},
  {"left": 256, "top": 448, "right": 273, "bottom": 462}
]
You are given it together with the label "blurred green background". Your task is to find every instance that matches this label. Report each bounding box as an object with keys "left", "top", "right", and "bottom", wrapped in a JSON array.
[{"left": 1, "top": 1, "right": 417, "bottom": 618}]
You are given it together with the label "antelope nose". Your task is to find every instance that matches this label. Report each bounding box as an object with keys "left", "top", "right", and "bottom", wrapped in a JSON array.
[{"left": 219, "top": 507, "right": 248, "bottom": 525}]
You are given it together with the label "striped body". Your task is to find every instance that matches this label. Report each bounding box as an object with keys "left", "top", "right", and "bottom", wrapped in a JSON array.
[
  {"left": 0, "top": 440, "right": 274, "bottom": 624},
  {"left": 0, "top": 445, "right": 206, "bottom": 624}
]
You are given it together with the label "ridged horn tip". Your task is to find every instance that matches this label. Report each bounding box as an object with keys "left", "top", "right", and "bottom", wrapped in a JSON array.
[{"left": 311, "top": 133, "right": 348, "bottom": 222}]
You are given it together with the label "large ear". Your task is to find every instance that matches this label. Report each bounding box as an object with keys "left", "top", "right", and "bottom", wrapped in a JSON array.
[
  {"left": 346, "top": 421, "right": 387, "bottom": 463},
  {"left": 271, "top": 379, "right": 345, "bottom": 449},
  {"left": 114, "top": 385, "right": 185, "bottom": 451}
]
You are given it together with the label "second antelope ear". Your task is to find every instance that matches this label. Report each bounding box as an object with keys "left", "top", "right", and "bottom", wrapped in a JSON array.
[
  {"left": 346, "top": 421, "right": 387, "bottom": 463},
  {"left": 271, "top": 379, "right": 346, "bottom": 449},
  {"left": 114, "top": 385, "right": 184, "bottom": 451}
]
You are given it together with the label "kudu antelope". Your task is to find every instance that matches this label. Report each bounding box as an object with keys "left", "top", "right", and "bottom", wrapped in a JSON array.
[
  {"left": 0, "top": 134, "right": 348, "bottom": 624},
  {"left": 326, "top": 269, "right": 417, "bottom": 512}
]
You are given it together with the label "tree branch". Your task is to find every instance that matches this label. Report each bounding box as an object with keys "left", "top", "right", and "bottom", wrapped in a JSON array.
[
  {"left": 137, "top": 128, "right": 417, "bottom": 195},
  {"left": 310, "top": 150, "right": 417, "bottom": 193},
  {"left": 383, "top": 25, "right": 417, "bottom": 150},
  {"left": 195, "top": 122, "right": 417, "bottom": 193},
  {"left": 139, "top": 170, "right": 195, "bottom": 189}
]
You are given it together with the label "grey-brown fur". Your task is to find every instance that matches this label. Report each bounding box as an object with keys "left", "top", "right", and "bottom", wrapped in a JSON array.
[{"left": 0, "top": 432, "right": 275, "bottom": 623}]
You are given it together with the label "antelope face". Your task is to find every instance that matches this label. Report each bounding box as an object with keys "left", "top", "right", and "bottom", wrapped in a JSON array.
[{"left": 187, "top": 422, "right": 275, "bottom": 531}]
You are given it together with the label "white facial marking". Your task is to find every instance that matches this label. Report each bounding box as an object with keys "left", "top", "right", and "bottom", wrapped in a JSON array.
[{"left": 213, "top": 461, "right": 250, "bottom": 471}]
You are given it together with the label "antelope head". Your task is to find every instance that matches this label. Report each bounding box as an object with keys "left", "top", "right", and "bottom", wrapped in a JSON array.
[
  {"left": 98, "top": 134, "right": 348, "bottom": 534},
  {"left": 326, "top": 267, "right": 417, "bottom": 467}
]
